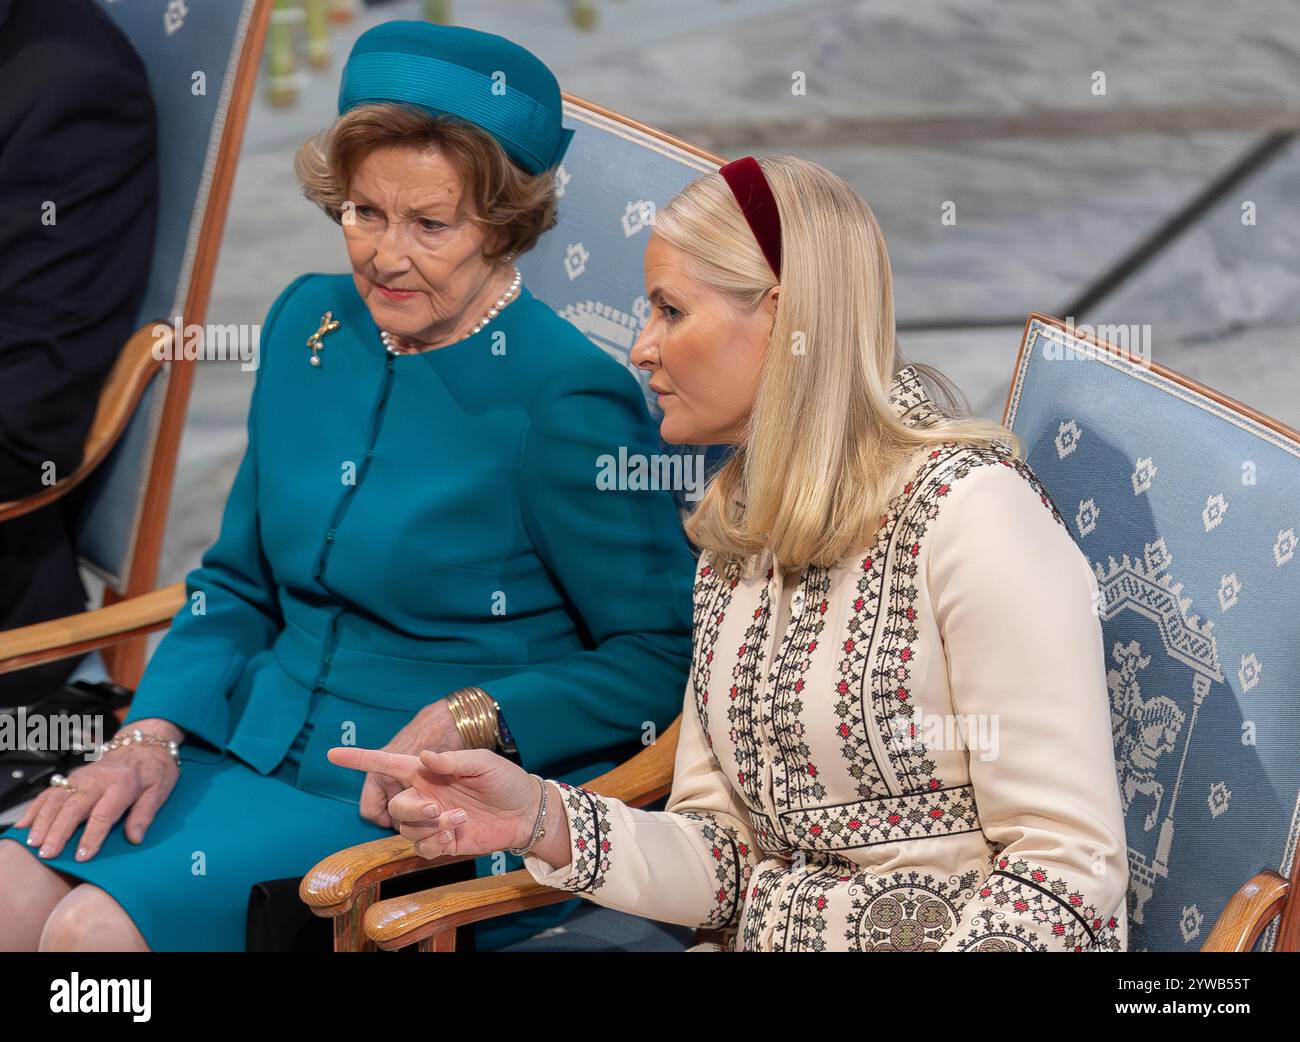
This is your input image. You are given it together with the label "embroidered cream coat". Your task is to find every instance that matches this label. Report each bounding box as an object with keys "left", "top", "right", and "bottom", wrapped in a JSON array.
[{"left": 524, "top": 365, "right": 1129, "bottom": 951}]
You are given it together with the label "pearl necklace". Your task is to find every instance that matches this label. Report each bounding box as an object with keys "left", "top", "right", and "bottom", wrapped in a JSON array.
[{"left": 379, "top": 268, "right": 522, "bottom": 356}]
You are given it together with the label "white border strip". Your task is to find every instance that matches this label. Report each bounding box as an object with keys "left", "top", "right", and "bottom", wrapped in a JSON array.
[
  {"left": 1007, "top": 321, "right": 1300, "bottom": 462},
  {"left": 562, "top": 101, "right": 720, "bottom": 175},
  {"left": 170, "top": 0, "right": 258, "bottom": 322}
]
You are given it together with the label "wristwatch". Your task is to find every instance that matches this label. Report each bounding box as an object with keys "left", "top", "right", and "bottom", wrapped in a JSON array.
[{"left": 494, "top": 701, "right": 520, "bottom": 764}]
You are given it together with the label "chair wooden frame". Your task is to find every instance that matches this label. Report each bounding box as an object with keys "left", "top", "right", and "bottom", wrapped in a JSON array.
[{"left": 0, "top": 0, "right": 274, "bottom": 690}]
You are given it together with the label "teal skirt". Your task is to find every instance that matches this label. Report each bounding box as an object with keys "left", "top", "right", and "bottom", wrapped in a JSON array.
[
  {"left": 2, "top": 721, "right": 391, "bottom": 951},
  {"left": 3, "top": 720, "right": 577, "bottom": 950}
]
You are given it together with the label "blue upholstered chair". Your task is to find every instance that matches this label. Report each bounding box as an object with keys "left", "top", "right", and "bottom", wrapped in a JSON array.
[
  {"left": 300, "top": 94, "right": 724, "bottom": 953},
  {"left": 1002, "top": 315, "right": 1300, "bottom": 952},
  {"left": 515, "top": 97, "right": 732, "bottom": 511},
  {"left": 0, "top": 0, "right": 273, "bottom": 689}
]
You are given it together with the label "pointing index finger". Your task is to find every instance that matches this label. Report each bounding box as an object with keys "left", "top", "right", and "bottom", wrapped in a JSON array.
[{"left": 327, "top": 746, "right": 420, "bottom": 783}]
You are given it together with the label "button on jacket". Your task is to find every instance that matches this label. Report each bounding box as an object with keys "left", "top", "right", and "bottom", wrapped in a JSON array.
[{"left": 525, "top": 366, "right": 1129, "bottom": 952}]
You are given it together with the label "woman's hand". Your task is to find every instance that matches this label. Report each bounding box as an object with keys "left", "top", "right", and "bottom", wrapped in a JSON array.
[
  {"left": 357, "top": 699, "right": 466, "bottom": 829},
  {"left": 15, "top": 717, "right": 183, "bottom": 862},
  {"left": 328, "top": 745, "right": 544, "bottom": 860}
]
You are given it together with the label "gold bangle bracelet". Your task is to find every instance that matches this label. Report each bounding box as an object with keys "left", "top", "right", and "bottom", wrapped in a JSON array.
[
  {"left": 447, "top": 686, "right": 500, "bottom": 750},
  {"left": 466, "top": 687, "right": 500, "bottom": 749},
  {"left": 446, "top": 693, "right": 467, "bottom": 744},
  {"left": 448, "top": 691, "right": 482, "bottom": 749},
  {"left": 454, "top": 689, "right": 482, "bottom": 749}
]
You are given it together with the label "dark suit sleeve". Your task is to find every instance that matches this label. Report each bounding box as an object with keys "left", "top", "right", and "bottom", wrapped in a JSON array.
[{"left": 0, "top": 12, "right": 158, "bottom": 499}]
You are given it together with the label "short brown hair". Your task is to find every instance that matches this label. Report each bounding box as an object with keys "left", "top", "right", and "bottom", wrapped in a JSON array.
[{"left": 294, "top": 102, "right": 558, "bottom": 261}]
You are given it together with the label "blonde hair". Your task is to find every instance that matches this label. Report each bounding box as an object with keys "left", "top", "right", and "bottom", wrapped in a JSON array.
[
  {"left": 294, "top": 103, "right": 558, "bottom": 262},
  {"left": 656, "top": 155, "right": 1022, "bottom": 573}
]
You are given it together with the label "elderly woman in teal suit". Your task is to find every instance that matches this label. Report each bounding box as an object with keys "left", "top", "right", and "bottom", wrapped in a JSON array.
[{"left": 0, "top": 22, "right": 694, "bottom": 951}]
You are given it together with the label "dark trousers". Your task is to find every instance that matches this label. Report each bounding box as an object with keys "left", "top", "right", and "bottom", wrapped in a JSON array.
[{"left": 0, "top": 498, "right": 87, "bottom": 707}]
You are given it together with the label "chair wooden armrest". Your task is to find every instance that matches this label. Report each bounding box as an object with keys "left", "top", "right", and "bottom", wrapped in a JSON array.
[
  {"left": 301, "top": 716, "right": 681, "bottom": 951},
  {"left": 0, "top": 581, "right": 185, "bottom": 676},
  {"left": 299, "top": 836, "right": 484, "bottom": 952},
  {"left": 366, "top": 868, "right": 563, "bottom": 951},
  {"left": 1202, "top": 869, "right": 1295, "bottom": 952},
  {"left": 0, "top": 323, "right": 168, "bottom": 524}
]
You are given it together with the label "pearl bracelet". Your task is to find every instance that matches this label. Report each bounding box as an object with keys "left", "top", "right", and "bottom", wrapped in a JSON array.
[{"left": 96, "top": 728, "right": 181, "bottom": 768}]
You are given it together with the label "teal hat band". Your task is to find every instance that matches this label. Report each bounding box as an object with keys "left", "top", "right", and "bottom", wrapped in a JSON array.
[{"left": 337, "top": 23, "right": 574, "bottom": 175}]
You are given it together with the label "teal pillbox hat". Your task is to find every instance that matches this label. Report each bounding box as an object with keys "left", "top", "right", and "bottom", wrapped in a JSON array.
[{"left": 338, "top": 21, "right": 574, "bottom": 175}]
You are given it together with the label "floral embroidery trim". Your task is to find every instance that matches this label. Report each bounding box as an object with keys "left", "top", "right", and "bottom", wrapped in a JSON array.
[
  {"left": 887, "top": 366, "right": 944, "bottom": 431},
  {"left": 770, "top": 566, "right": 832, "bottom": 811},
  {"left": 745, "top": 808, "right": 794, "bottom": 857},
  {"left": 778, "top": 783, "right": 982, "bottom": 850},
  {"left": 691, "top": 555, "right": 738, "bottom": 748},
  {"left": 842, "top": 867, "right": 983, "bottom": 952},
  {"left": 554, "top": 782, "right": 612, "bottom": 894},
  {"left": 728, "top": 569, "right": 773, "bottom": 809},
  {"left": 680, "top": 811, "right": 755, "bottom": 927},
  {"left": 740, "top": 862, "right": 788, "bottom": 951},
  {"left": 861, "top": 444, "right": 1067, "bottom": 797},
  {"left": 835, "top": 443, "right": 976, "bottom": 802},
  {"left": 949, "top": 919, "right": 1047, "bottom": 951},
  {"left": 1001, "top": 454, "right": 1070, "bottom": 530},
  {"left": 832, "top": 533, "right": 895, "bottom": 801},
  {"left": 876, "top": 445, "right": 1043, "bottom": 791},
  {"left": 956, "top": 856, "right": 1124, "bottom": 952}
]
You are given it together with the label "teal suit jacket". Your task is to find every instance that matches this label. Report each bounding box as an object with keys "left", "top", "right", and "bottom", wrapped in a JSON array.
[{"left": 124, "top": 273, "right": 695, "bottom": 941}]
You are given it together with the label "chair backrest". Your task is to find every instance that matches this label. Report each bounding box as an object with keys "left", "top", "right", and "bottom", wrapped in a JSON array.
[
  {"left": 74, "top": 0, "right": 272, "bottom": 598},
  {"left": 1003, "top": 314, "right": 1300, "bottom": 952},
  {"left": 516, "top": 95, "right": 734, "bottom": 510}
]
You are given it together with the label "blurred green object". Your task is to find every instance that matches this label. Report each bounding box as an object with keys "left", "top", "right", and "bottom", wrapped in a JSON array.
[
  {"left": 422, "top": 0, "right": 452, "bottom": 25},
  {"left": 571, "top": 0, "right": 597, "bottom": 31},
  {"left": 269, "top": 0, "right": 605, "bottom": 112},
  {"left": 266, "top": 0, "right": 303, "bottom": 108},
  {"left": 304, "top": 0, "right": 331, "bottom": 69},
  {"left": 422, "top": 0, "right": 598, "bottom": 31}
]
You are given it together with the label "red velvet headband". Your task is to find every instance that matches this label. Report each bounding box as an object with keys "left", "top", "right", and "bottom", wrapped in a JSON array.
[{"left": 718, "top": 156, "right": 782, "bottom": 278}]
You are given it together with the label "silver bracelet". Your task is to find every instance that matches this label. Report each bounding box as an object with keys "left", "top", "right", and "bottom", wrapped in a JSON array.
[
  {"left": 95, "top": 728, "right": 181, "bottom": 769},
  {"left": 507, "top": 774, "right": 549, "bottom": 857}
]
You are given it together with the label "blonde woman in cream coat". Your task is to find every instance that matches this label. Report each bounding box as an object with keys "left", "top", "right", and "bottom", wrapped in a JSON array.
[{"left": 330, "top": 154, "right": 1130, "bottom": 952}]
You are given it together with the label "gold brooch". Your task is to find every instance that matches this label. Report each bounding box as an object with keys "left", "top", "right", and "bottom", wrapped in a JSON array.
[{"left": 306, "top": 311, "right": 340, "bottom": 367}]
